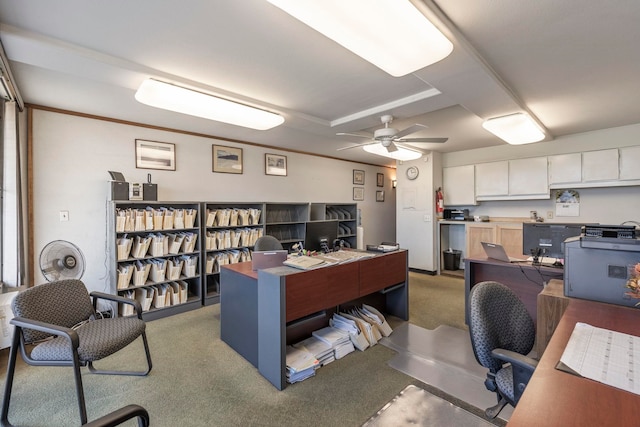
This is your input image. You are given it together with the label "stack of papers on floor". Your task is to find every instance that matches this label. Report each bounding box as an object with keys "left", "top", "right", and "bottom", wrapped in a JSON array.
[
  {"left": 330, "top": 313, "right": 370, "bottom": 351},
  {"left": 312, "top": 326, "right": 355, "bottom": 360},
  {"left": 285, "top": 345, "right": 319, "bottom": 384},
  {"left": 293, "top": 335, "right": 335, "bottom": 366}
]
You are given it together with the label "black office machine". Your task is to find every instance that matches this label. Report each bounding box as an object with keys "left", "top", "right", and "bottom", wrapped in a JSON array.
[{"left": 443, "top": 208, "right": 469, "bottom": 220}]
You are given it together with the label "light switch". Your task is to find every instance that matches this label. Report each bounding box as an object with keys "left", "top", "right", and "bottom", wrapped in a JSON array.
[{"left": 424, "top": 214, "right": 432, "bottom": 222}]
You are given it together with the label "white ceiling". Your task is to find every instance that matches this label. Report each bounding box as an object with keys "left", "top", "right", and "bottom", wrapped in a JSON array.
[{"left": 1, "top": 0, "right": 639, "bottom": 167}]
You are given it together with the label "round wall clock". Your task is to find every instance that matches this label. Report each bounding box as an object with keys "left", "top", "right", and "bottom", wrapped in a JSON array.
[{"left": 406, "top": 166, "right": 419, "bottom": 180}]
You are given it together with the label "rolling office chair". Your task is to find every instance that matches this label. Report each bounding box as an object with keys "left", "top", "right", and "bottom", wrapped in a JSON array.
[
  {"left": 83, "top": 404, "right": 150, "bottom": 427},
  {"left": 468, "top": 281, "right": 538, "bottom": 419},
  {"left": 254, "top": 235, "right": 284, "bottom": 251},
  {"left": 1, "top": 279, "right": 152, "bottom": 426}
]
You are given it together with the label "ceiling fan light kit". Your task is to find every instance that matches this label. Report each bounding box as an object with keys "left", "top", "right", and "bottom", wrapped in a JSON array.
[
  {"left": 363, "top": 143, "right": 422, "bottom": 161},
  {"left": 337, "top": 114, "right": 447, "bottom": 160},
  {"left": 266, "top": 0, "right": 453, "bottom": 77},
  {"left": 482, "top": 112, "right": 545, "bottom": 145},
  {"left": 135, "top": 79, "right": 285, "bottom": 130}
]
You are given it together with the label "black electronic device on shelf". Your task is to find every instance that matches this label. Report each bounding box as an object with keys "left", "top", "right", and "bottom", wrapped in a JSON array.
[{"left": 582, "top": 224, "right": 637, "bottom": 239}]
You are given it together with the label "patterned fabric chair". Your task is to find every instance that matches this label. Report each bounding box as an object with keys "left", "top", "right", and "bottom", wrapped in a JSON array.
[
  {"left": 1, "top": 279, "right": 152, "bottom": 426},
  {"left": 469, "top": 281, "right": 538, "bottom": 419},
  {"left": 254, "top": 235, "right": 284, "bottom": 251}
]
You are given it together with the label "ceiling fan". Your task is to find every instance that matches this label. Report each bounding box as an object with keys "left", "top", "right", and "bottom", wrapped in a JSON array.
[{"left": 336, "top": 115, "right": 448, "bottom": 155}]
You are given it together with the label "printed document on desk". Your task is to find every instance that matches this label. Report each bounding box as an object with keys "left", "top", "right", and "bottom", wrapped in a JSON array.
[
  {"left": 283, "top": 255, "right": 331, "bottom": 270},
  {"left": 559, "top": 322, "right": 640, "bottom": 395}
]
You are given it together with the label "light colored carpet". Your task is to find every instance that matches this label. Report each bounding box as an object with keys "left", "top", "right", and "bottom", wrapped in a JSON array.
[{"left": 362, "top": 385, "right": 494, "bottom": 427}]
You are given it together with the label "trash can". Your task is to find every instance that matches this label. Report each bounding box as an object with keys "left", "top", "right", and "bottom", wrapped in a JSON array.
[{"left": 443, "top": 249, "right": 462, "bottom": 271}]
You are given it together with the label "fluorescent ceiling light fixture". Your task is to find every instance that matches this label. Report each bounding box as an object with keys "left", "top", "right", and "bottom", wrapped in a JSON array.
[
  {"left": 482, "top": 113, "right": 545, "bottom": 145},
  {"left": 266, "top": 0, "right": 453, "bottom": 77},
  {"left": 135, "top": 79, "right": 284, "bottom": 130},
  {"left": 363, "top": 143, "right": 423, "bottom": 161}
]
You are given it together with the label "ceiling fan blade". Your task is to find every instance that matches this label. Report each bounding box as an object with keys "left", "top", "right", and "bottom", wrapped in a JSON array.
[
  {"left": 396, "top": 137, "right": 448, "bottom": 143},
  {"left": 336, "top": 141, "right": 376, "bottom": 151},
  {"left": 336, "top": 132, "right": 373, "bottom": 139},
  {"left": 386, "top": 142, "right": 398, "bottom": 152},
  {"left": 394, "top": 124, "right": 427, "bottom": 139}
]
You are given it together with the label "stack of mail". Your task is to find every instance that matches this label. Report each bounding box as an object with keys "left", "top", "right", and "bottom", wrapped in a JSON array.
[
  {"left": 330, "top": 313, "right": 370, "bottom": 351},
  {"left": 293, "top": 335, "right": 335, "bottom": 366},
  {"left": 285, "top": 345, "right": 319, "bottom": 384},
  {"left": 312, "top": 326, "right": 355, "bottom": 360},
  {"left": 248, "top": 208, "right": 261, "bottom": 225}
]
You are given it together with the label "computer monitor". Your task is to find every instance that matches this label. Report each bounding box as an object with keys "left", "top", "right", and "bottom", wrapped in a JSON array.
[
  {"left": 522, "top": 222, "right": 585, "bottom": 263},
  {"left": 304, "top": 221, "right": 338, "bottom": 253}
]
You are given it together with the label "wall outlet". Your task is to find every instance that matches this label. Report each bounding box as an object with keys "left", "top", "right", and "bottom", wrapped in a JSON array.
[
  {"left": 547, "top": 211, "right": 554, "bottom": 219},
  {"left": 59, "top": 210, "right": 69, "bottom": 221}
]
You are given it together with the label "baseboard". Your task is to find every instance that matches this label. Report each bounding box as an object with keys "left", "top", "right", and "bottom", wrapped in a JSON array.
[{"left": 408, "top": 268, "right": 437, "bottom": 275}]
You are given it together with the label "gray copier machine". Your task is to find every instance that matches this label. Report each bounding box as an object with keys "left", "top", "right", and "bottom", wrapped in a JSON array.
[{"left": 564, "top": 229, "right": 640, "bottom": 307}]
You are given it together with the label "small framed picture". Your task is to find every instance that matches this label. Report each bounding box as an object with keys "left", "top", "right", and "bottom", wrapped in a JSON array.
[
  {"left": 353, "top": 169, "right": 365, "bottom": 185},
  {"left": 135, "top": 139, "right": 176, "bottom": 171},
  {"left": 376, "top": 190, "right": 385, "bottom": 202},
  {"left": 353, "top": 187, "right": 364, "bottom": 201},
  {"left": 265, "top": 153, "right": 287, "bottom": 176},
  {"left": 376, "top": 173, "right": 384, "bottom": 187},
  {"left": 213, "top": 145, "right": 243, "bottom": 174}
]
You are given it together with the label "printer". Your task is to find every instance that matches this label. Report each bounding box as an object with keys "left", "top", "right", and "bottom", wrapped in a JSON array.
[
  {"left": 564, "top": 225, "right": 640, "bottom": 307},
  {"left": 443, "top": 208, "right": 469, "bottom": 221}
]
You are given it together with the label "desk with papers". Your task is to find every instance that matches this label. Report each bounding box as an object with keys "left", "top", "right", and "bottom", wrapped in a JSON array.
[
  {"left": 219, "top": 250, "right": 408, "bottom": 390},
  {"left": 508, "top": 298, "right": 640, "bottom": 426}
]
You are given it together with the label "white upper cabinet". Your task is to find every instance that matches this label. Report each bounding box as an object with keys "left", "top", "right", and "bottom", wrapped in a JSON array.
[
  {"left": 548, "top": 153, "right": 582, "bottom": 185},
  {"left": 620, "top": 146, "right": 640, "bottom": 180},
  {"left": 443, "top": 165, "right": 476, "bottom": 206},
  {"left": 582, "top": 149, "right": 619, "bottom": 182},
  {"left": 475, "top": 161, "right": 509, "bottom": 198},
  {"left": 509, "top": 157, "right": 548, "bottom": 196},
  {"left": 475, "top": 158, "right": 549, "bottom": 200}
]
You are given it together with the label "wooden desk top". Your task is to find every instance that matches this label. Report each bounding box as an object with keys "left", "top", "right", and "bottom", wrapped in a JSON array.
[{"left": 508, "top": 298, "right": 640, "bottom": 427}]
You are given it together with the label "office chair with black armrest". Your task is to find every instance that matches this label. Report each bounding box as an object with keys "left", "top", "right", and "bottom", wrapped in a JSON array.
[
  {"left": 1, "top": 279, "right": 152, "bottom": 426},
  {"left": 469, "top": 281, "right": 538, "bottom": 419},
  {"left": 83, "top": 404, "right": 150, "bottom": 427},
  {"left": 254, "top": 235, "right": 284, "bottom": 251}
]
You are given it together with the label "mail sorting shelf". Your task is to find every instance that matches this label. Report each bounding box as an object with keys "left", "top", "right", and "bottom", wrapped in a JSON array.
[
  {"left": 108, "top": 201, "right": 203, "bottom": 321},
  {"left": 264, "top": 203, "right": 309, "bottom": 251},
  {"left": 310, "top": 203, "right": 358, "bottom": 249},
  {"left": 201, "top": 202, "right": 265, "bottom": 306}
]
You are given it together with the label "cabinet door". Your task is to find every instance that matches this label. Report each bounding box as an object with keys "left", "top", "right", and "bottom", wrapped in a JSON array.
[
  {"left": 548, "top": 153, "right": 581, "bottom": 185},
  {"left": 496, "top": 223, "right": 524, "bottom": 257},
  {"left": 582, "top": 149, "right": 619, "bottom": 182},
  {"left": 443, "top": 165, "right": 476, "bottom": 206},
  {"left": 509, "top": 157, "right": 548, "bottom": 196},
  {"left": 619, "top": 146, "right": 640, "bottom": 180},
  {"left": 466, "top": 223, "right": 497, "bottom": 258},
  {"left": 475, "top": 161, "right": 508, "bottom": 197}
]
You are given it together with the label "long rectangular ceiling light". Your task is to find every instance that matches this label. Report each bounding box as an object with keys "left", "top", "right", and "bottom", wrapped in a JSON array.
[
  {"left": 482, "top": 113, "right": 545, "bottom": 145},
  {"left": 135, "top": 79, "right": 284, "bottom": 130},
  {"left": 266, "top": 0, "right": 453, "bottom": 77},
  {"left": 363, "top": 143, "right": 422, "bottom": 161}
]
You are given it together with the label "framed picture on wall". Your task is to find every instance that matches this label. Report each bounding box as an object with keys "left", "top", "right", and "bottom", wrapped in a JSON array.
[
  {"left": 353, "top": 187, "right": 364, "bottom": 201},
  {"left": 353, "top": 169, "right": 365, "bottom": 185},
  {"left": 376, "top": 173, "right": 384, "bottom": 187},
  {"left": 376, "top": 190, "right": 385, "bottom": 202},
  {"left": 212, "top": 145, "right": 243, "bottom": 174},
  {"left": 135, "top": 139, "right": 176, "bottom": 171},
  {"left": 265, "top": 153, "right": 287, "bottom": 176}
]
